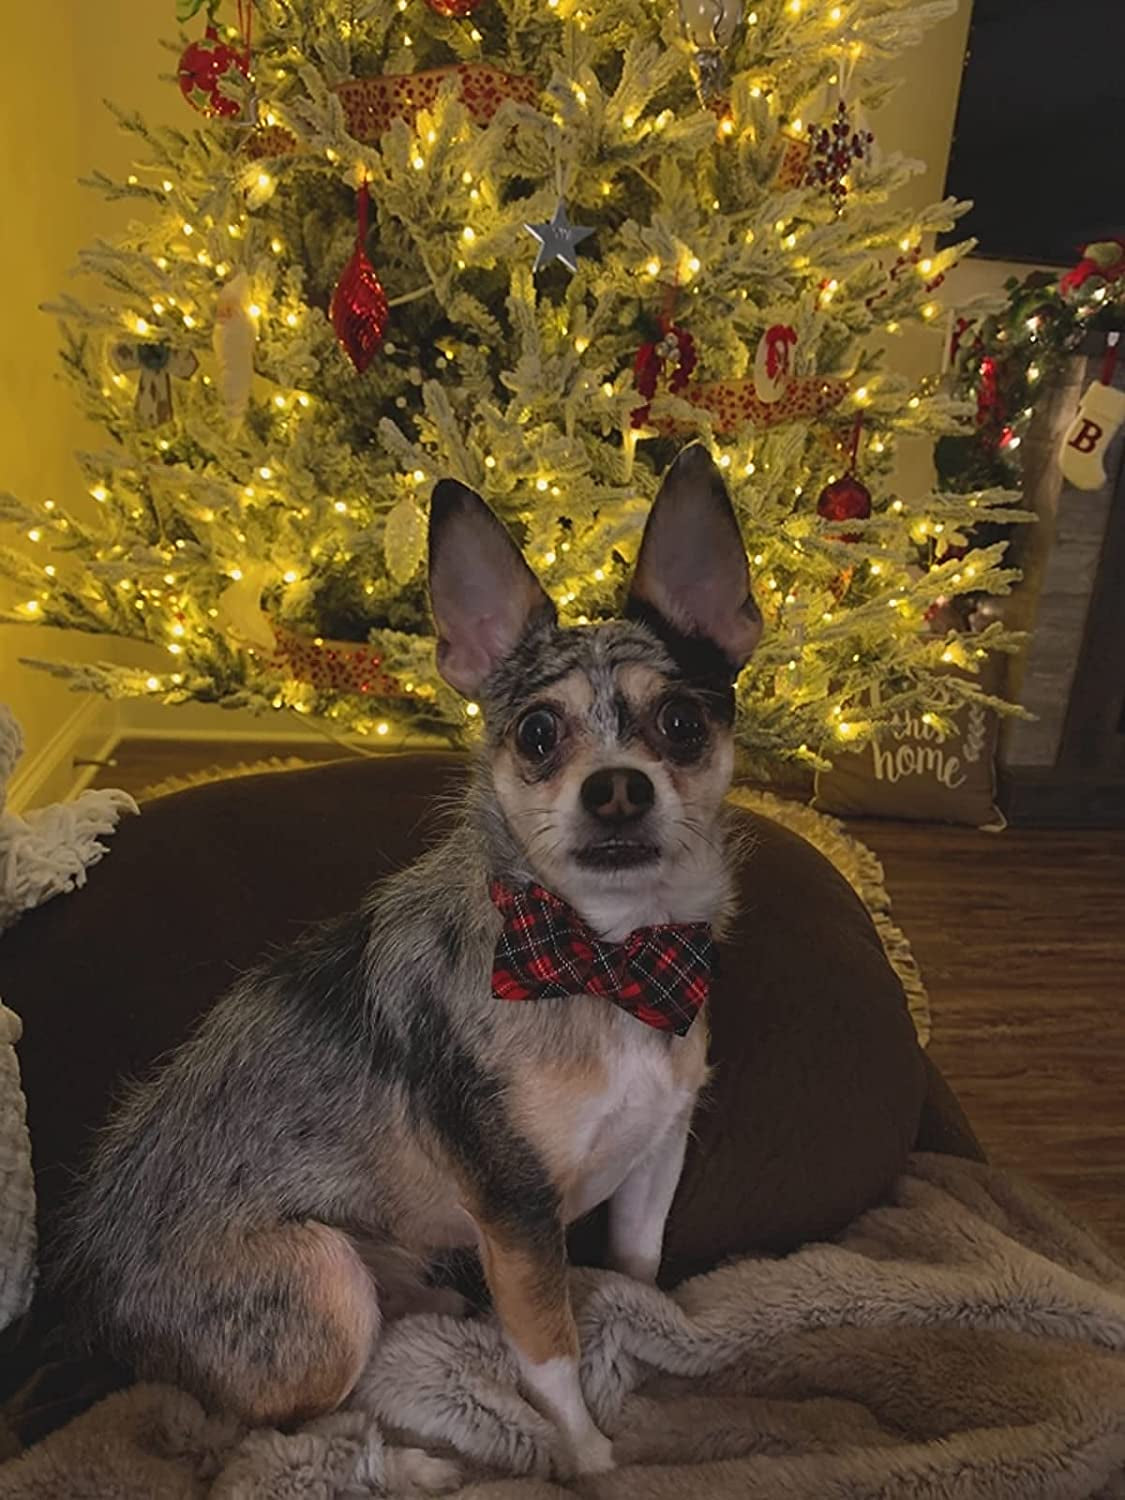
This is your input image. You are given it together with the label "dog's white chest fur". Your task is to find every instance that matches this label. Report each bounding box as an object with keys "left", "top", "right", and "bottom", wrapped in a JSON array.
[{"left": 511, "top": 1008, "right": 709, "bottom": 1223}]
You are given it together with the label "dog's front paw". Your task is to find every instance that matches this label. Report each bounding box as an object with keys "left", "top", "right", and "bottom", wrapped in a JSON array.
[
  {"left": 383, "top": 1447, "right": 461, "bottom": 1495},
  {"left": 573, "top": 1430, "right": 615, "bottom": 1476}
]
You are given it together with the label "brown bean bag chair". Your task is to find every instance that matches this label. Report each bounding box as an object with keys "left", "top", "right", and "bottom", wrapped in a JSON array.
[{"left": 0, "top": 753, "right": 979, "bottom": 1433}]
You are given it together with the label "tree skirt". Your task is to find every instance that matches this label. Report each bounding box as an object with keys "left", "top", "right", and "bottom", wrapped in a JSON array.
[
  {"left": 137, "top": 761, "right": 932, "bottom": 1046},
  {"left": 3, "top": 1155, "right": 1124, "bottom": 1498}
]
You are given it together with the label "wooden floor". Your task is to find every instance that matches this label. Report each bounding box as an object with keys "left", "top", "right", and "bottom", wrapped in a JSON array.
[{"left": 93, "top": 737, "right": 1125, "bottom": 1255}]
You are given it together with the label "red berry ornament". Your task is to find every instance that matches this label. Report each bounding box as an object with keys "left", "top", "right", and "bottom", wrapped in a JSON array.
[
  {"left": 331, "top": 183, "right": 390, "bottom": 374},
  {"left": 817, "top": 475, "right": 872, "bottom": 542},
  {"left": 178, "top": 24, "right": 249, "bottom": 119}
]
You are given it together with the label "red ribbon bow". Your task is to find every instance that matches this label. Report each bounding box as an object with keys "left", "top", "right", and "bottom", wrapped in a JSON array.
[{"left": 489, "top": 881, "right": 714, "bottom": 1036}]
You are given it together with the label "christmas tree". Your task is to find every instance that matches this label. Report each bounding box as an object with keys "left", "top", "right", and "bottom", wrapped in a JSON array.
[{"left": 0, "top": 0, "right": 1027, "bottom": 772}]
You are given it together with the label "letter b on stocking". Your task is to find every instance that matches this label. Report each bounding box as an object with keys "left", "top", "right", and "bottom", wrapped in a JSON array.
[
  {"left": 1068, "top": 418, "right": 1102, "bottom": 455},
  {"left": 1060, "top": 380, "right": 1125, "bottom": 491}
]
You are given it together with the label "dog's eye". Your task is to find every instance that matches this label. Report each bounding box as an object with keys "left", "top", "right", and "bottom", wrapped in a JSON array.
[
  {"left": 515, "top": 707, "right": 560, "bottom": 758},
  {"left": 657, "top": 696, "right": 707, "bottom": 747}
]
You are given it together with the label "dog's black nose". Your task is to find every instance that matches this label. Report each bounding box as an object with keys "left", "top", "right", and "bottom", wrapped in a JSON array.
[{"left": 580, "top": 767, "right": 655, "bottom": 823}]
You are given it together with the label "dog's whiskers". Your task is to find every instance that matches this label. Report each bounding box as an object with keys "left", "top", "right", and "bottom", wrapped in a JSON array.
[{"left": 674, "top": 814, "right": 722, "bottom": 856}]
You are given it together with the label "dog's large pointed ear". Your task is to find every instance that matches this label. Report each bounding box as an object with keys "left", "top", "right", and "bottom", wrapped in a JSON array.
[
  {"left": 428, "top": 479, "right": 555, "bottom": 697},
  {"left": 625, "top": 445, "right": 762, "bottom": 677}
]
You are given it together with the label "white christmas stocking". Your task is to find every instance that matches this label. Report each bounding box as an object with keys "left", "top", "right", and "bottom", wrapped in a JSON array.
[{"left": 1060, "top": 378, "right": 1125, "bottom": 491}]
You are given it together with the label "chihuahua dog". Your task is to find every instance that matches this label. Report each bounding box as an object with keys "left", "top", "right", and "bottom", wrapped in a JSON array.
[{"left": 62, "top": 444, "right": 761, "bottom": 1480}]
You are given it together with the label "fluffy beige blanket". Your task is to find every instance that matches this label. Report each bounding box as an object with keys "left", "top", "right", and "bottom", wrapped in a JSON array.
[{"left": 3, "top": 1154, "right": 1124, "bottom": 1500}]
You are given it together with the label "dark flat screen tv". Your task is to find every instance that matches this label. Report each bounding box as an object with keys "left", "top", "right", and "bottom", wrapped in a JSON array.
[{"left": 942, "top": 0, "right": 1125, "bottom": 266}]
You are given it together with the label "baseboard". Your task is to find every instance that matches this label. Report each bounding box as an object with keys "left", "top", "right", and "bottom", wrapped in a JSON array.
[{"left": 6, "top": 697, "right": 120, "bottom": 813}]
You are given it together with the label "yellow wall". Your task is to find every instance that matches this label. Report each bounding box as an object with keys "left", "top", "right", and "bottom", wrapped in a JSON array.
[
  {"left": 1, "top": 0, "right": 989, "bottom": 797},
  {"left": 872, "top": 0, "right": 975, "bottom": 497},
  {"left": 0, "top": 7, "right": 88, "bottom": 787},
  {"left": 0, "top": 3, "right": 175, "bottom": 800}
]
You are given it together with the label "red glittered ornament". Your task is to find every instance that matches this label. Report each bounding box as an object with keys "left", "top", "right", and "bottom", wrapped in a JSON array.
[
  {"left": 331, "top": 183, "right": 390, "bottom": 374},
  {"left": 817, "top": 475, "right": 872, "bottom": 541},
  {"left": 817, "top": 416, "right": 872, "bottom": 540},
  {"left": 423, "top": 0, "right": 484, "bottom": 15},
  {"left": 178, "top": 24, "right": 249, "bottom": 119}
]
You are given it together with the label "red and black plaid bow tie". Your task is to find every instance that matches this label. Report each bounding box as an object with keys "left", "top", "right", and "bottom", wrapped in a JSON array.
[{"left": 489, "top": 880, "right": 714, "bottom": 1036}]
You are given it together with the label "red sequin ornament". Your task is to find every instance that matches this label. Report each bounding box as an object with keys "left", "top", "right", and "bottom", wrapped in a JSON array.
[
  {"left": 424, "top": 0, "right": 484, "bottom": 14},
  {"left": 817, "top": 416, "right": 872, "bottom": 541},
  {"left": 817, "top": 475, "right": 872, "bottom": 525},
  {"left": 178, "top": 23, "right": 249, "bottom": 119},
  {"left": 331, "top": 183, "right": 390, "bottom": 374},
  {"left": 817, "top": 476, "right": 872, "bottom": 545}
]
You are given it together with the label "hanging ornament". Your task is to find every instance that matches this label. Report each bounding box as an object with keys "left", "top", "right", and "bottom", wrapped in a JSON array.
[
  {"left": 677, "top": 0, "right": 742, "bottom": 104},
  {"left": 214, "top": 563, "right": 276, "bottom": 654},
  {"left": 817, "top": 415, "right": 872, "bottom": 541},
  {"left": 817, "top": 475, "right": 872, "bottom": 529},
  {"left": 424, "top": 0, "right": 484, "bottom": 15},
  {"left": 753, "top": 324, "right": 797, "bottom": 404},
  {"left": 331, "top": 182, "right": 390, "bottom": 374},
  {"left": 653, "top": 374, "right": 848, "bottom": 436},
  {"left": 178, "top": 0, "right": 252, "bottom": 121},
  {"left": 806, "top": 99, "right": 874, "bottom": 215},
  {"left": 524, "top": 201, "right": 595, "bottom": 275},
  {"left": 631, "top": 317, "right": 698, "bottom": 428},
  {"left": 212, "top": 271, "right": 256, "bottom": 427},
  {"left": 242, "top": 64, "right": 539, "bottom": 160},
  {"left": 179, "top": 25, "right": 247, "bottom": 118},
  {"left": 1060, "top": 333, "right": 1125, "bottom": 491},
  {"left": 384, "top": 495, "right": 427, "bottom": 583},
  {"left": 110, "top": 342, "right": 198, "bottom": 427},
  {"left": 974, "top": 354, "right": 1002, "bottom": 432}
]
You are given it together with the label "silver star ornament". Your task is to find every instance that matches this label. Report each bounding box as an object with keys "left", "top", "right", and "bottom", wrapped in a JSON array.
[{"left": 524, "top": 200, "right": 595, "bottom": 275}]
